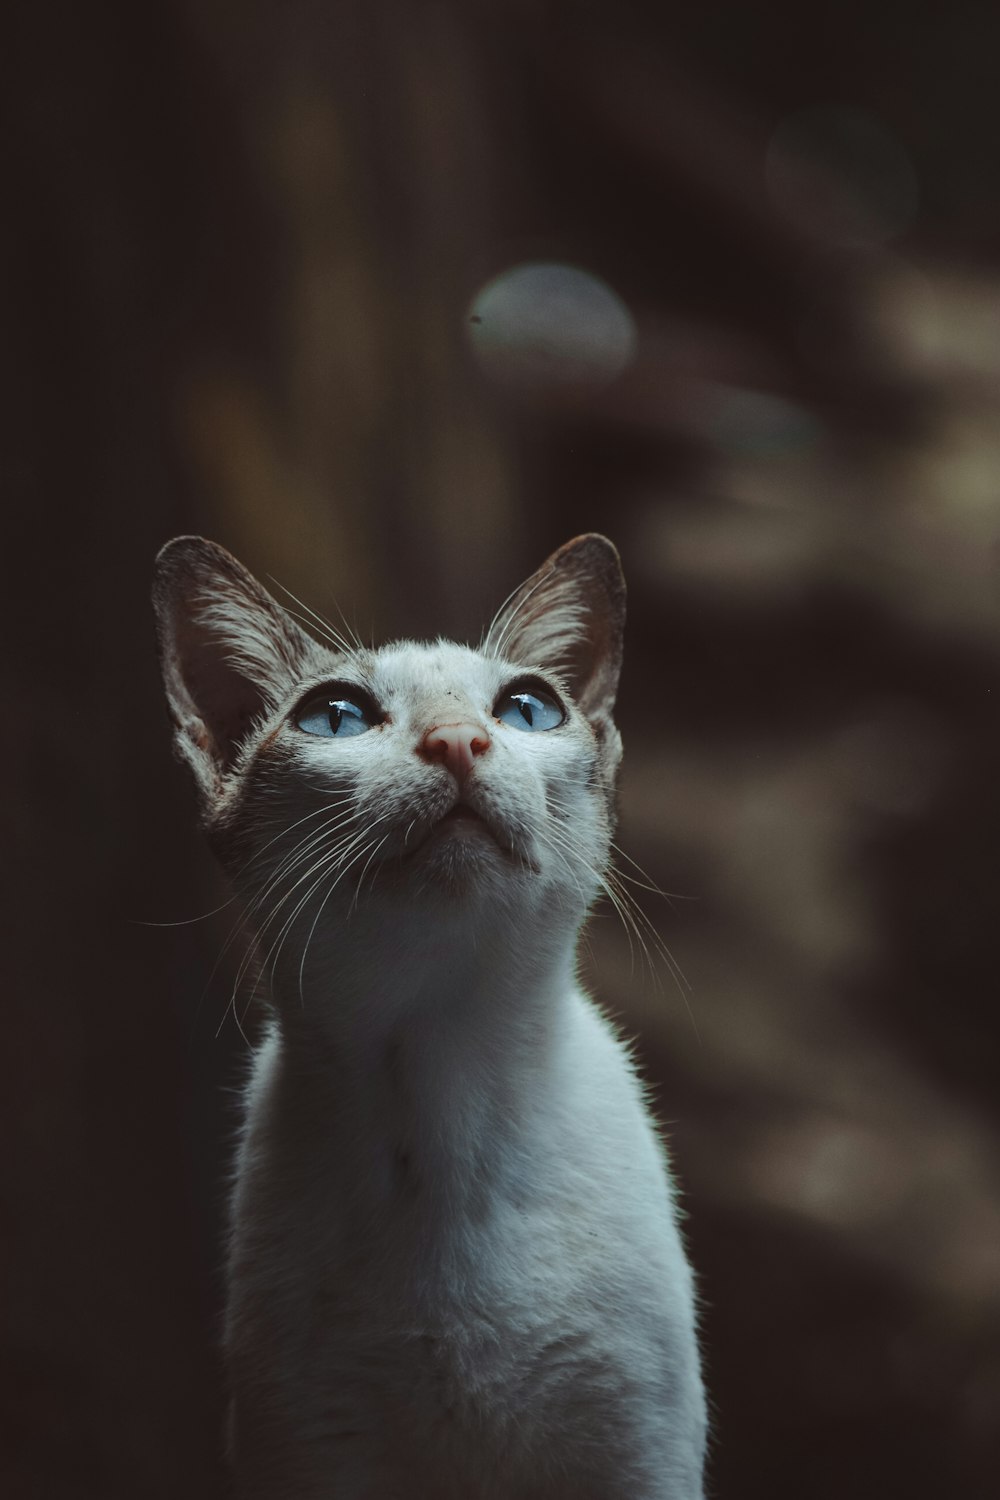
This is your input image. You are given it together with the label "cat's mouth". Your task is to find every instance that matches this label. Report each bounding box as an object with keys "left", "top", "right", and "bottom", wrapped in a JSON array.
[
  {"left": 426, "top": 800, "right": 498, "bottom": 845},
  {"left": 440, "top": 802, "right": 487, "bottom": 827},
  {"left": 404, "top": 799, "right": 525, "bottom": 866}
]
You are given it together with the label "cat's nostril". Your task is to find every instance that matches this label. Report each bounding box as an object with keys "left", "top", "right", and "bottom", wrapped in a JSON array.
[{"left": 419, "top": 722, "right": 491, "bottom": 781}]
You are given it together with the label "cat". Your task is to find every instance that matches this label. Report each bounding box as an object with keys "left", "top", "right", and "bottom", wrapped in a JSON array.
[{"left": 153, "top": 532, "right": 707, "bottom": 1500}]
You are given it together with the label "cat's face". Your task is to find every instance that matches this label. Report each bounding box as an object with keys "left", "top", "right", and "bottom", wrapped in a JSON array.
[{"left": 153, "top": 535, "right": 626, "bottom": 954}]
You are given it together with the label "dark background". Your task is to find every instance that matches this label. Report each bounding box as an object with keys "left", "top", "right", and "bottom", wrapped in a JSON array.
[{"left": 3, "top": 2, "right": 999, "bottom": 1496}]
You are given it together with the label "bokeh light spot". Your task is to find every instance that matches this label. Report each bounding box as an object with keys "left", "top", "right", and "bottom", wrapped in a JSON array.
[{"left": 467, "top": 262, "right": 637, "bottom": 391}]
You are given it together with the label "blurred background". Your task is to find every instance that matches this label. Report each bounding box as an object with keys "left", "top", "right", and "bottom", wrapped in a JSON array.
[{"left": 3, "top": 1, "right": 999, "bottom": 1495}]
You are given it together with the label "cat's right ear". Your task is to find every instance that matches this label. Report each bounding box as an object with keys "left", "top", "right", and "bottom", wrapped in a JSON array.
[{"left": 152, "top": 537, "right": 317, "bottom": 806}]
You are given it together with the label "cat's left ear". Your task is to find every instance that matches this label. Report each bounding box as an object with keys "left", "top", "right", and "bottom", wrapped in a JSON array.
[
  {"left": 487, "top": 534, "right": 626, "bottom": 768},
  {"left": 152, "top": 536, "right": 320, "bottom": 809}
]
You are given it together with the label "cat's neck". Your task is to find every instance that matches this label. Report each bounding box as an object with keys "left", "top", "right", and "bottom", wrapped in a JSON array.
[{"left": 264, "top": 903, "right": 580, "bottom": 1237}]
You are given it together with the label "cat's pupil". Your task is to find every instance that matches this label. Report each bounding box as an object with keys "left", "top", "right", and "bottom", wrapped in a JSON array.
[{"left": 330, "top": 700, "right": 365, "bottom": 733}]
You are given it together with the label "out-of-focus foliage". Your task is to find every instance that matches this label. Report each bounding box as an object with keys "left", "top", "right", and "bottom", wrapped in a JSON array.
[{"left": 2, "top": 2, "right": 997, "bottom": 1496}]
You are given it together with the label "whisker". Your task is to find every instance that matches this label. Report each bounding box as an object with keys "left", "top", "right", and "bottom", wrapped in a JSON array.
[
  {"left": 535, "top": 801, "right": 696, "bottom": 1029},
  {"left": 266, "top": 575, "right": 359, "bottom": 659},
  {"left": 294, "top": 830, "right": 386, "bottom": 1004},
  {"left": 236, "top": 811, "right": 359, "bottom": 944},
  {"left": 349, "top": 834, "right": 390, "bottom": 916},
  {"left": 482, "top": 570, "right": 551, "bottom": 661},
  {"left": 259, "top": 827, "right": 375, "bottom": 1002},
  {"left": 218, "top": 814, "right": 361, "bottom": 1031},
  {"left": 608, "top": 840, "right": 696, "bottom": 911},
  {"left": 278, "top": 831, "right": 381, "bottom": 1008},
  {"left": 330, "top": 596, "right": 366, "bottom": 655},
  {"left": 133, "top": 893, "right": 237, "bottom": 928}
]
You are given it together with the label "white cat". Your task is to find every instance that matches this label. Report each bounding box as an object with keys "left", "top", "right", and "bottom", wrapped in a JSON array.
[{"left": 153, "top": 533, "right": 707, "bottom": 1500}]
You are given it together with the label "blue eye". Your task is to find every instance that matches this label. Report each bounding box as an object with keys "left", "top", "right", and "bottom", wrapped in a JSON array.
[
  {"left": 295, "top": 692, "right": 375, "bottom": 738},
  {"left": 495, "top": 684, "right": 564, "bottom": 732}
]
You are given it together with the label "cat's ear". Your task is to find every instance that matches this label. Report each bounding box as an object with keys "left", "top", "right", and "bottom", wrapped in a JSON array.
[
  {"left": 152, "top": 536, "right": 318, "bottom": 805},
  {"left": 488, "top": 534, "right": 626, "bottom": 761}
]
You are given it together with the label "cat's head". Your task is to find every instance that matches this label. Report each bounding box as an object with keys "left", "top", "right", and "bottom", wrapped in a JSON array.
[{"left": 153, "top": 535, "right": 625, "bottom": 941}]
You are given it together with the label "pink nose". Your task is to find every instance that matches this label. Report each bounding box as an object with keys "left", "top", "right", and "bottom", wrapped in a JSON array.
[{"left": 418, "top": 722, "right": 491, "bottom": 781}]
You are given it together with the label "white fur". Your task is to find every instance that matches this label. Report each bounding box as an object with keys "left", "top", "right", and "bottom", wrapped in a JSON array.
[{"left": 155, "top": 537, "right": 707, "bottom": 1499}]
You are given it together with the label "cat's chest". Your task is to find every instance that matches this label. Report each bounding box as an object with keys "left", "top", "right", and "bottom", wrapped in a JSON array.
[
  {"left": 261, "top": 1166, "right": 575, "bottom": 1333},
  {"left": 230, "top": 1101, "right": 605, "bottom": 1380},
  {"left": 290, "top": 1273, "right": 618, "bottom": 1473}
]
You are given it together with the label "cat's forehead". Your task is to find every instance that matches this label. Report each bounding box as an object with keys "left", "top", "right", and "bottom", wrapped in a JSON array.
[{"left": 370, "top": 639, "right": 510, "bottom": 703}]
